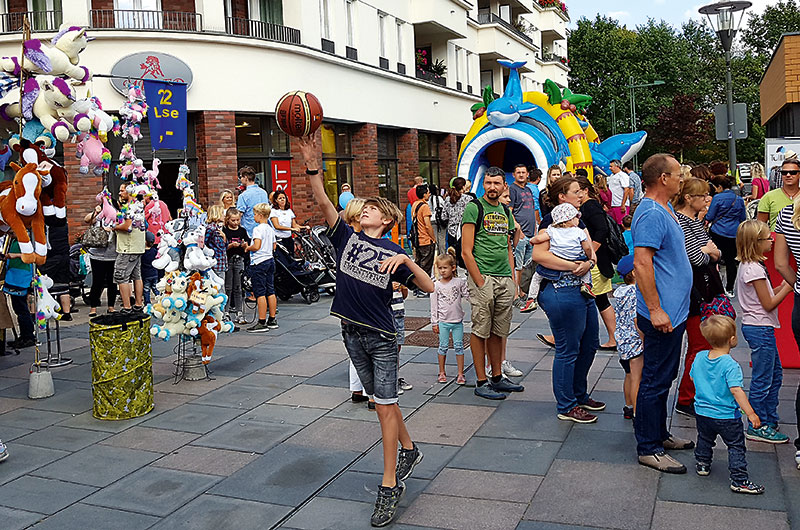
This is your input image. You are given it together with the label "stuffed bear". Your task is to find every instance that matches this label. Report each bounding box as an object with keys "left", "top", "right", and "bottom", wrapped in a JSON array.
[{"left": 183, "top": 226, "right": 216, "bottom": 271}]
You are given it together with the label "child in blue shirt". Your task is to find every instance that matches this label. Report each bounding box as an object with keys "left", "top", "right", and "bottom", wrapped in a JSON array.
[
  {"left": 690, "top": 315, "right": 764, "bottom": 494},
  {"left": 622, "top": 215, "right": 634, "bottom": 258}
]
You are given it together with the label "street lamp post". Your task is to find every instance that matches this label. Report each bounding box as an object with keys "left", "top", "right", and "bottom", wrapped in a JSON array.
[
  {"left": 699, "top": 1, "right": 751, "bottom": 176},
  {"left": 624, "top": 78, "right": 665, "bottom": 168}
]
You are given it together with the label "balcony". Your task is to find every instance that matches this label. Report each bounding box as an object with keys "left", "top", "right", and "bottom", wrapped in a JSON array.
[
  {"left": 0, "top": 10, "right": 61, "bottom": 32},
  {"left": 415, "top": 69, "right": 446, "bottom": 87},
  {"left": 536, "top": 6, "right": 568, "bottom": 41},
  {"left": 225, "top": 17, "right": 300, "bottom": 45},
  {"left": 536, "top": 0, "right": 570, "bottom": 20},
  {"left": 90, "top": 10, "right": 201, "bottom": 32},
  {"left": 476, "top": 10, "right": 534, "bottom": 45},
  {"left": 410, "top": 0, "right": 468, "bottom": 41}
]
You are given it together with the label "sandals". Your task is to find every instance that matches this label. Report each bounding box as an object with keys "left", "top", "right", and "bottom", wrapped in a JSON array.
[
  {"left": 536, "top": 333, "right": 556, "bottom": 348},
  {"left": 456, "top": 374, "right": 466, "bottom": 385},
  {"left": 438, "top": 372, "right": 447, "bottom": 383}
]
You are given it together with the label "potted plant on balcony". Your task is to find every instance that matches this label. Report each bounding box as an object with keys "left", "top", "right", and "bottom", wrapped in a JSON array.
[
  {"left": 537, "top": 0, "right": 569, "bottom": 16},
  {"left": 415, "top": 48, "right": 447, "bottom": 86}
]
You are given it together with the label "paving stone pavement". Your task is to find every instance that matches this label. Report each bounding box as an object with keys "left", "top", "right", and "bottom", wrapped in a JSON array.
[{"left": 0, "top": 294, "right": 799, "bottom": 529}]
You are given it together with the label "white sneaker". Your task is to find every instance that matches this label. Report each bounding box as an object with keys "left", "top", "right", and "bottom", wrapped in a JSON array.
[
  {"left": 485, "top": 365, "right": 492, "bottom": 377},
  {"left": 795, "top": 450, "right": 800, "bottom": 470},
  {"left": 502, "top": 360, "right": 523, "bottom": 377},
  {"left": 0, "top": 439, "right": 7, "bottom": 462},
  {"left": 725, "top": 289, "right": 736, "bottom": 299}
]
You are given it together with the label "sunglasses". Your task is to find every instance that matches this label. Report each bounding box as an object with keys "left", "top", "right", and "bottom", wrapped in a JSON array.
[{"left": 781, "top": 170, "right": 800, "bottom": 176}]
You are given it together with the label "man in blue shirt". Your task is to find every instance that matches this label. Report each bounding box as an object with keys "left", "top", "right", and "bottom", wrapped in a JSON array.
[
  {"left": 509, "top": 164, "right": 538, "bottom": 300},
  {"left": 526, "top": 167, "right": 542, "bottom": 219},
  {"left": 623, "top": 161, "right": 643, "bottom": 211},
  {"left": 632, "top": 153, "right": 694, "bottom": 474},
  {"left": 236, "top": 166, "right": 268, "bottom": 236}
]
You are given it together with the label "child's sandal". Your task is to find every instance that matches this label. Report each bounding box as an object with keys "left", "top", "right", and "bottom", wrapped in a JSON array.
[{"left": 438, "top": 372, "right": 447, "bottom": 383}]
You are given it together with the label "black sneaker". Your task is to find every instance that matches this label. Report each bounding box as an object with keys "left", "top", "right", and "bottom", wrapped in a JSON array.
[
  {"left": 368, "top": 400, "right": 376, "bottom": 411},
  {"left": 674, "top": 403, "right": 696, "bottom": 417},
  {"left": 623, "top": 406, "right": 634, "bottom": 420},
  {"left": 371, "top": 481, "right": 405, "bottom": 527},
  {"left": 731, "top": 480, "right": 765, "bottom": 494},
  {"left": 396, "top": 443, "right": 423, "bottom": 481},
  {"left": 696, "top": 462, "right": 711, "bottom": 476},
  {"left": 491, "top": 377, "right": 524, "bottom": 393},
  {"left": 266, "top": 318, "right": 279, "bottom": 329},
  {"left": 247, "top": 322, "right": 270, "bottom": 333},
  {"left": 474, "top": 382, "right": 507, "bottom": 400},
  {"left": 59, "top": 313, "right": 73, "bottom": 321},
  {"left": 352, "top": 392, "right": 369, "bottom": 403}
]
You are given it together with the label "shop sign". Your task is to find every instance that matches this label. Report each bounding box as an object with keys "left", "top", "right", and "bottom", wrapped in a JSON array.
[
  {"left": 110, "top": 52, "right": 193, "bottom": 95},
  {"left": 144, "top": 80, "right": 187, "bottom": 151},
  {"left": 272, "top": 160, "right": 292, "bottom": 201}
]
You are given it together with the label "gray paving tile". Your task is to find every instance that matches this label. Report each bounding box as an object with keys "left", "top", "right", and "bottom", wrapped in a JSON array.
[
  {"left": 0, "top": 476, "right": 97, "bottom": 515},
  {"left": 284, "top": 497, "right": 377, "bottom": 530},
  {"left": 14, "top": 426, "right": 111, "bottom": 452},
  {"left": 319, "top": 470, "right": 428, "bottom": 508},
  {"left": 31, "top": 444, "right": 160, "bottom": 487},
  {"left": 405, "top": 402, "right": 494, "bottom": 446},
  {"left": 190, "top": 382, "right": 284, "bottom": 409},
  {"left": 234, "top": 372, "right": 305, "bottom": 390},
  {"left": 658, "top": 450, "right": 786, "bottom": 511},
  {"left": 27, "top": 388, "right": 93, "bottom": 414},
  {"left": 301, "top": 359, "right": 349, "bottom": 387},
  {"left": 193, "top": 418, "right": 302, "bottom": 453},
  {"left": 399, "top": 493, "right": 527, "bottom": 530},
  {"left": 139, "top": 403, "right": 244, "bottom": 434},
  {"left": 29, "top": 503, "right": 159, "bottom": 530},
  {"left": 151, "top": 494, "right": 292, "bottom": 530},
  {"left": 210, "top": 444, "right": 359, "bottom": 505},
  {"left": 268, "top": 384, "right": 350, "bottom": 409},
  {"left": 432, "top": 386, "right": 504, "bottom": 408},
  {"left": 0, "top": 426, "right": 32, "bottom": 441},
  {"left": 286, "top": 417, "right": 381, "bottom": 452},
  {"left": 450, "top": 437, "right": 561, "bottom": 475},
  {"left": 351, "top": 442, "right": 460, "bottom": 480},
  {"left": 258, "top": 351, "right": 344, "bottom": 377},
  {"left": 152, "top": 375, "right": 239, "bottom": 396},
  {"left": 99, "top": 426, "right": 199, "bottom": 453},
  {"left": 557, "top": 427, "right": 636, "bottom": 465},
  {"left": 651, "top": 500, "right": 789, "bottom": 530},
  {"left": 56, "top": 410, "right": 154, "bottom": 433},
  {"left": 83, "top": 466, "right": 220, "bottom": 517},
  {"left": 0, "top": 408, "right": 73, "bottom": 430},
  {"left": 0, "top": 444, "right": 69, "bottom": 487},
  {"left": 781, "top": 476, "right": 800, "bottom": 529},
  {"left": 476, "top": 401, "right": 573, "bottom": 442},
  {"left": 0, "top": 505, "right": 44, "bottom": 530},
  {"left": 0, "top": 376, "right": 27, "bottom": 391},
  {"left": 203, "top": 350, "right": 289, "bottom": 376},
  {"left": 240, "top": 403, "right": 328, "bottom": 426},
  {"left": 426, "top": 468, "right": 542, "bottom": 503},
  {"left": 152, "top": 445, "right": 258, "bottom": 476},
  {"left": 516, "top": 523, "right": 601, "bottom": 530},
  {"left": 525, "top": 459, "right": 657, "bottom": 530}
]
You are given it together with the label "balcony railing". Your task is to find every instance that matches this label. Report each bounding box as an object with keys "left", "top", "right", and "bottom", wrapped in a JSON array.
[
  {"left": 415, "top": 69, "right": 446, "bottom": 86},
  {"left": 90, "top": 10, "right": 202, "bottom": 32},
  {"left": 542, "top": 52, "right": 569, "bottom": 66},
  {"left": 476, "top": 10, "right": 534, "bottom": 45},
  {"left": 0, "top": 10, "right": 61, "bottom": 33},
  {"left": 225, "top": 17, "right": 301, "bottom": 45}
]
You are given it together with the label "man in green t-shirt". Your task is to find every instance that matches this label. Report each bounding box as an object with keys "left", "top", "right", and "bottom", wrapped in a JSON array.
[
  {"left": 758, "top": 161, "right": 799, "bottom": 230},
  {"left": 461, "top": 167, "right": 524, "bottom": 400}
]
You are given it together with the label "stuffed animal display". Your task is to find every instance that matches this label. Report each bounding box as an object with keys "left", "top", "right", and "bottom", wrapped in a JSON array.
[
  {"left": 33, "top": 273, "right": 61, "bottom": 329},
  {"left": 0, "top": 26, "right": 92, "bottom": 82}
]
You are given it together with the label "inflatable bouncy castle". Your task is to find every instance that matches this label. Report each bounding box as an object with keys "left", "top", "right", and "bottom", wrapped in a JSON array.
[{"left": 457, "top": 60, "right": 648, "bottom": 194}]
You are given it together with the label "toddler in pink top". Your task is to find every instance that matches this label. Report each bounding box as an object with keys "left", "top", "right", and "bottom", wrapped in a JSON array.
[{"left": 431, "top": 249, "right": 469, "bottom": 385}]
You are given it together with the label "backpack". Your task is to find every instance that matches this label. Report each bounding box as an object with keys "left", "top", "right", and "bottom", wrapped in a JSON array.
[
  {"left": 408, "top": 202, "right": 424, "bottom": 248},
  {"left": 602, "top": 213, "right": 629, "bottom": 264},
  {"left": 432, "top": 195, "right": 446, "bottom": 228}
]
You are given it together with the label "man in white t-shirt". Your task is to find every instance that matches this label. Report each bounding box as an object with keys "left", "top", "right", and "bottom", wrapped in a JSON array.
[{"left": 607, "top": 159, "right": 632, "bottom": 224}]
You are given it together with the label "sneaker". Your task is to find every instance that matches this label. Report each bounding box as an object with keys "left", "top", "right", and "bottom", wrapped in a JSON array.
[
  {"left": 536, "top": 333, "right": 555, "bottom": 348},
  {"left": 398, "top": 378, "right": 412, "bottom": 391},
  {"left": 414, "top": 290, "right": 429, "bottom": 298},
  {"left": 491, "top": 377, "right": 524, "bottom": 393},
  {"left": 59, "top": 313, "right": 73, "bottom": 321},
  {"left": 512, "top": 297, "right": 526, "bottom": 309},
  {"left": 438, "top": 372, "right": 447, "bottom": 384},
  {"left": 370, "top": 481, "right": 405, "bottom": 527},
  {"left": 520, "top": 298, "right": 538, "bottom": 313},
  {"left": 558, "top": 406, "right": 597, "bottom": 424},
  {"left": 266, "top": 318, "right": 279, "bottom": 329},
  {"left": 764, "top": 422, "right": 779, "bottom": 431},
  {"left": 637, "top": 452, "right": 687, "bottom": 474},
  {"left": 580, "top": 283, "right": 596, "bottom": 299},
  {"left": 731, "top": 480, "right": 765, "bottom": 494},
  {"left": 674, "top": 403, "right": 696, "bottom": 417},
  {"left": 352, "top": 392, "right": 369, "bottom": 403},
  {"left": 396, "top": 443, "right": 423, "bottom": 481},
  {"left": 795, "top": 450, "right": 800, "bottom": 470},
  {"left": 725, "top": 289, "right": 736, "bottom": 299},
  {"left": 623, "top": 406, "right": 634, "bottom": 420},
  {"left": 578, "top": 397, "right": 606, "bottom": 411},
  {"left": 696, "top": 462, "right": 711, "bottom": 476},
  {"left": 236, "top": 313, "right": 248, "bottom": 325},
  {"left": 368, "top": 400, "right": 376, "bottom": 411},
  {"left": 247, "top": 322, "right": 270, "bottom": 333},
  {"left": 663, "top": 435, "right": 695, "bottom": 450},
  {"left": 485, "top": 364, "right": 492, "bottom": 377},
  {"left": 397, "top": 387, "right": 404, "bottom": 395},
  {"left": 456, "top": 374, "right": 466, "bottom": 385},
  {"left": 502, "top": 360, "right": 523, "bottom": 377},
  {"left": 0, "top": 439, "right": 7, "bottom": 462},
  {"left": 746, "top": 425, "right": 790, "bottom": 444},
  {"left": 474, "top": 382, "right": 507, "bottom": 400}
]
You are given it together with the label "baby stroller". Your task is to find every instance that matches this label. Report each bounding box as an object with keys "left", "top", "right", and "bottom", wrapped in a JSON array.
[
  {"left": 293, "top": 225, "right": 337, "bottom": 295},
  {"left": 274, "top": 244, "right": 333, "bottom": 304},
  {"left": 68, "top": 243, "right": 90, "bottom": 306}
]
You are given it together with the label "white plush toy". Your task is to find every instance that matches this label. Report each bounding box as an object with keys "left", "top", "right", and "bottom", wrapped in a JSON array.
[
  {"left": 183, "top": 226, "right": 216, "bottom": 271},
  {"left": 0, "top": 25, "right": 92, "bottom": 82},
  {"left": 150, "top": 305, "right": 186, "bottom": 341},
  {"left": 34, "top": 274, "right": 61, "bottom": 329}
]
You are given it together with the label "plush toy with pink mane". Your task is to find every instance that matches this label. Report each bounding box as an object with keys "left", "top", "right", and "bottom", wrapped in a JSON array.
[
  {"left": 76, "top": 132, "right": 110, "bottom": 175},
  {"left": 95, "top": 187, "right": 117, "bottom": 227}
]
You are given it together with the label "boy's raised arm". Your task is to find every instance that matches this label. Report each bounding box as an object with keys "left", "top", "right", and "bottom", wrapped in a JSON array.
[{"left": 299, "top": 135, "right": 339, "bottom": 227}]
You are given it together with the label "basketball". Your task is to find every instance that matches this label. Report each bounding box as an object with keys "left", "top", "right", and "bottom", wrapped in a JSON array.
[{"left": 275, "top": 91, "right": 324, "bottom": 137}]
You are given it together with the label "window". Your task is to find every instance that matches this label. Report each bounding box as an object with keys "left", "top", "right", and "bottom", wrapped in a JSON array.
[
  {"left": 346, "top": 0, "right": 355, "bottom": 48},
  {"left": 378, "top": 12, "right": 387, "bottom": 59},
  {"left": 465, "top": 51, "right": 472, "bottom": 91},
  {"left": 418, "top": 132, "right": 440, "bottom": 186},
  {"left": 319, "top": 0, "right": 330, "bottom": 40},
  {"left": 114, "top": 0, "right": 161, "bottom": 29},
  {"left": 499, "top": 4, "right": 511, "bottom": 22},
  {"left": 321, "top": 124, "right": 353, "bottom": 204},
  {"left": 249, "top": 0, "right": 283, "bottom": 24},
  {"left": 235, "top": 114, "right": 291, "bottom": 193},
  {"left": 378, "top": 128, "right": 399, "bottom": 206},
  {"left": 28, "top": 0, "right": 62, "bottom": 29}
]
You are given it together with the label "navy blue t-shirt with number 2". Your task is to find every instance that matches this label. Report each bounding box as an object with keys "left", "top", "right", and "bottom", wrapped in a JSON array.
[{"left": 327, "top": 219, "right": 416, "bottom": 335}]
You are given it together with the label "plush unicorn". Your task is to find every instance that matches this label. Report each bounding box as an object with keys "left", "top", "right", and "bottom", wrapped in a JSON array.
[
  {"left": 150, "top": 305, "right": 186, "bottom": 341},
  {"left": 0, "top": 25, "right": 92, "bottom": 82},
  {"left": 34, "top": 274, "right": 61, "bottom": 330},
  {"left": 94, "top": 188, "right": 117, "bottom": 227},
  {"left": 0, "top": 77, "right": 90, "bottom": 142},
  {"left": 144, "top": 158, "right": 161, "bottom": 189},
  {"left": 116, "top": 83, "right": 147, "bottom": 142},
  {"left": 0, "top": 161, "right": 46, "bottom": 264},
  {"left": 76, "top": 132, "right": 110, "bottom": 175},
  {"left": 8, "top": 119, "right": 57, "bottom": 158},
  {"left": 152, "top": 229, "right": 181, "bottom": 272},
  {"left": 72, "top": 95, "right": 114, "bottom": 141}
]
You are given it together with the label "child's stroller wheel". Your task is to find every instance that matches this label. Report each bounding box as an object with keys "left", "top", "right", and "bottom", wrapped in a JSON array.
[{"left": 302, "top": 288, "right": 320, "bottom": 304}]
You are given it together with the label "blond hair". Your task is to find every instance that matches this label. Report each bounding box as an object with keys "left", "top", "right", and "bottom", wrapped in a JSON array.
[
  {"left": 672, "top": 178, "right": 709, "bottom": 209},
  {"left": 253, "top": 202, "right": 271, "bottom": 219},
  {"left": 343, "top": 198, "right": 365, "bottom": 227},
  {"left": 219, "top": 189, "right": 234, "bottom": 204},
  {"left": 736, "top": 219, "right": 770, "bottom": 263},
  {"left": 435, "top": 247, "right": 458, "bottom": 276},
  {"left": 207, "top": 204, "right": 225, "bottom": 223},
  {"left": 364, "top": 196, "right": 402, "bottom": 236},
  {"left": 751, "top": 162, "right": 765, "bottom": 181},
  {"left": 700, "top": 315, "right": 737, "bottom": 349}
]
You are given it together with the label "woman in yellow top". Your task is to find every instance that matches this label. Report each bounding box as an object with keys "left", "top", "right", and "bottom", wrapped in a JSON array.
[{"left": 758, "top": 159, "right": 800, "bottom": 231}]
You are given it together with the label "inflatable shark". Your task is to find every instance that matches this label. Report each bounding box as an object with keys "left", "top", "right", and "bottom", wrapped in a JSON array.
[{"left": 458, "top": 60, "right": 648, "bottom": 194}]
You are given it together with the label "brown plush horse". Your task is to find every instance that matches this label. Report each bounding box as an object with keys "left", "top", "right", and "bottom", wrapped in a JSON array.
[
  {"left": 14, "top": 141, "right": 68, "bottom": 220},
  {"left": 0, "top": 162, "right": 46, "bottom": 264}
]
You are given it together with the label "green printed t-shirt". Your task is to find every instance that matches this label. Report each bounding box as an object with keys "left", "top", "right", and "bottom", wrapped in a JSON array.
[
  {"left": 461, "top": 198, "right": 514, "bottom": 277},
  {"left": 758, "top": 189, "right": 794, "bottom": 231}
]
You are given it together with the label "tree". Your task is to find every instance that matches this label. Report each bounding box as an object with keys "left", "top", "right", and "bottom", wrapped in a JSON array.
[
  {"left": 649, "top": 94, "right": 713, "bottom": 162},
  {"left": 740, "top": 0, "right": 800, "bottom": 57}
]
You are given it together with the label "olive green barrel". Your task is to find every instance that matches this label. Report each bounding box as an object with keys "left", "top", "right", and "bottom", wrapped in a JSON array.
[{"left": 89, "top": 314, "right": 154, "bottom": 420}]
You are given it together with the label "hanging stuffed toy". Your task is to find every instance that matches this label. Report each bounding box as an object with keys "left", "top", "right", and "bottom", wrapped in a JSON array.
[
  {"left": 76, "top": 132, "right": 110, "bottom": 175},
  {"left": 34, "top": 273, "right": 61, "bottom": 329},
  {"left": 0, "top": 25, "right": 92, "bottom": 82},
  {"left": 0, "top": 161, "right": 46, "bottom": 264}
]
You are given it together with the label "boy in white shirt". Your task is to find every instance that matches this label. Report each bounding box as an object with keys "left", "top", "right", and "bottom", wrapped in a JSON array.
[{"left": 245, "top": 203, "right": 278, "bottom": 332}]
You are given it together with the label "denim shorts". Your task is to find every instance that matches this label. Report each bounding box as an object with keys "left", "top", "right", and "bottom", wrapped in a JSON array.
[
  {"left": 250, "top": 258, "right": 275, "bottom": 298},
  {"left": 342, "top": 322, "right": 399, "bottom": 405},
  {"left": 394, "top": 314, "right": 405, "bottom": 345}
]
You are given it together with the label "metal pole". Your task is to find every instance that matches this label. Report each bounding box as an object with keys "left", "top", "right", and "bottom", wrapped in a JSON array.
[
  {"left": 725, "top": 49, "right": 737, "bottom": 177},
  {"left": 611, "top": 101, "right": 616, "bottom": 136}
]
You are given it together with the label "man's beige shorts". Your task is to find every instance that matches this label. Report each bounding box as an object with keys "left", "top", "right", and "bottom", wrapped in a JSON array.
[{"left": 467, "top": 275, "right": 515, "bottom": 339}]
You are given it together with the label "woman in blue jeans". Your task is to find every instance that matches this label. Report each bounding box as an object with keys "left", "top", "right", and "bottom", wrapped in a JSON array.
[{"left": 532, "top": 177, "right": 604, "bottom": 423}]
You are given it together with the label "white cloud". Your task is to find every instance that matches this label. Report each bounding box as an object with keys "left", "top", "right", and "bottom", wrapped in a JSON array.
[{"left": 608, "top": 10, "right": 630, "bottom": 19}]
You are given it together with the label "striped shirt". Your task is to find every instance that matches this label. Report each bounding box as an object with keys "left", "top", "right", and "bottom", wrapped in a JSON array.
[
  {"left": 676, "top": 211, "right": 710, "bottom": 267},
  {"left": 775, "top": 205, "right": 800, "bottom": 294}
]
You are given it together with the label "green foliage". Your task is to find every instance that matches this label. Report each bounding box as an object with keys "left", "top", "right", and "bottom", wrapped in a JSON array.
[{"left": 567, "top": 6, "right": 800, "bottom": 164}]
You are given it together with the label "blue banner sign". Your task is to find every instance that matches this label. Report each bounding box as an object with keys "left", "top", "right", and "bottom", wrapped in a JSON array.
[{"left": 144, "top": 79, "right": 187, "bottom": 150}]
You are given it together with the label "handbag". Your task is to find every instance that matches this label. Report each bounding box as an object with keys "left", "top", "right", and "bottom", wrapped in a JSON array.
[
  {"left": 700, "top": 293, "right": 737, "bottom": 321},
  {"left": 81, "top": 225, "right": 109, "bottom": 248}
]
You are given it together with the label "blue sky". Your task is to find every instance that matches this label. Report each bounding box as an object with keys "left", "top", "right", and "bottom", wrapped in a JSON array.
[{"left": 567, "top": 0, "right": 771, "bottom": 29}]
